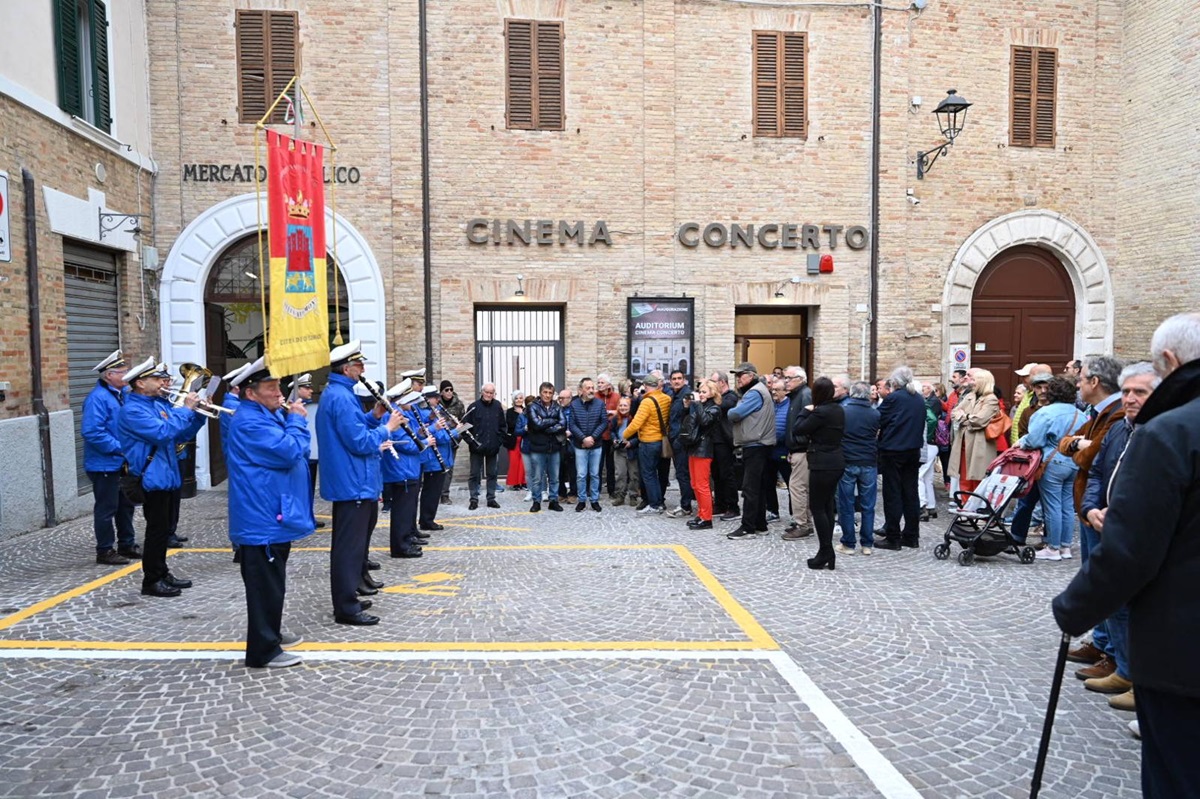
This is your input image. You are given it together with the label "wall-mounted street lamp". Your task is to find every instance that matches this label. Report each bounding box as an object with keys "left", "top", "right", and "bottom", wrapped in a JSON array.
[
  {"left": 916, "top": 89, "right": 972, "bottom": 180},
  {"left": 773, "top": 275, "right": 801, "bottom": 298},
  {"left": 98, "top": 210, "right": 150, "bottom": 241},
  {"left": 514, "top": 274, "right": 525, "bottom": 297}
]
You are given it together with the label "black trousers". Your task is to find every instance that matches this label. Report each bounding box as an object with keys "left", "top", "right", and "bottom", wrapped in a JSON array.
[
  {"left": 740, "top": 446, "right": 772, "bottom": 531},
  {"left": 418, "top": 470, "right": 445, "bottom": 527},
  {"left": 469, "top": 451, "right": 499, "bottom": 501},
  {"left": 809, "top": 469, "right": 843, "bottom": 558},
  {"left": 712, "top": 443, "right": 740, "bottom": 513},
  {"left": 657, "top": 453, "right": 671, "bottom": 499},
  {"left": 602, "top": 438, "right": 616, "bottom": 496},
  {"left": 880, "top": 448, "right": 922, "bottom": 543},
  {"left": 87, "top": 470, "right": 136, "bottom": 553},
  {"left": 671, "top": 445, "right": 694, "bottom": 511},
  {"left": 764, "top": 455, "right": 792, "bottom": 516},
  {"left": 1137, "top": 685, "right": 1200, "bottom": 798},
  {"left": 331, "top": 499, "right": 377, "bottom": 618},
  {"left": 141, "top": 489, "right": 179, "bottom": 587},
  {"left": 240, "top": 542, "right": 291, "bottom": 668},
  {"left": 307, "top": 459, "right": 318, "bottom": 512},
  {"left": 558, "top": 444, "right": 577, "bottom": 497},
  {"left": 168, "top": 486, "right": 181, "bottom": 536},
  {"left": 387, "top": 480, "right": 421, "bottom": 554}
]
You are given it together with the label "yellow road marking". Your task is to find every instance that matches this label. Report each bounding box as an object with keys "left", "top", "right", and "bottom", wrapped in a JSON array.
[
  {"left": 0, "top": 563, "right": 143, "bottom": 632},
  {"left": 316, "top": 511, "right": 528, "bottom": 524},
  {"left": 672, "top": 545, "right": 779, "bottom": 650},
  {"left": 0, "top": 639, "right": 766, "bottom": 652},
  {"left": 446, "top": 524, "right": 532, "bottom": 532}
]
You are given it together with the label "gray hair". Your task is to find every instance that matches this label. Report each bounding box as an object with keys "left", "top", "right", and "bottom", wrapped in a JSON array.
[
  {"left": 830, "top": 373, "right": 850, "bottom": 390},
  {"left": 1151, "top": 312, "right": 1200, "bottom": 375},
  {"left": 1119, "top": 361, "right": 1162, "bottom": 390},
  {"left": 1084, "top": 356, "right": 1124, "bottom": 394},
  {"left": 596, "top": 373, "right": 611, "bottom": 384},
  {"left": 849, "top": 381, "right": 872, "bottom": 400},
  {"left": 887, "top": 365, "right": 918, "bottom": 393},
  {"left": 785, "top": 366, "right": 807, "bottom": 382}
]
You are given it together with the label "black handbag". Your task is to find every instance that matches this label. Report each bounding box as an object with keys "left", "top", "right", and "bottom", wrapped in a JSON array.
[{"left": 118, "top": 446, "right": 158, "bottom": 506}]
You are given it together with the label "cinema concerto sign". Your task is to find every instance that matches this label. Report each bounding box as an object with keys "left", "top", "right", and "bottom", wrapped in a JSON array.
[{"left": 677, "top": 222, "right": 869, "bottom": 250}]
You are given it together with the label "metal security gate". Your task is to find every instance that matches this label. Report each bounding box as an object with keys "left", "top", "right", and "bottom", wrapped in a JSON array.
[
  {"left": 65, "top": 243, "right": 121, "bottom": 492},
  {"left": 475, "top": 306, "right": 564, "bottom": 407}
]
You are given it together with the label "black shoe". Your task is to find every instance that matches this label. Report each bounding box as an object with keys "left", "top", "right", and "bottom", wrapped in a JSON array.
[
  {"left": 875, "top": 539, "right": 903, "bottom": 551},
  {"left": 358, "top": 600, "right": 373, "bottom": 611},
  {"left": 141, "top": 580, "right": 181, "bottom": 598},
  {"left": 530, "top": 501, "right": 541, "bottom": 513},
  {"left": 366, "top": 559, "right": 381, "bottom": 571},
  {"left": 232, "top": 548, "right": 242, "bottom": 564},
  {"left": 335, "top": 612, "right": 380, "bottom": 626},
  {"left": 440, "top": 497, "right": 452, "bottom": 505},
  {"left": 381, "top": 505, "right": 392, "bottom": 514},
  {"left": 361, "top": 573, "right": 384, "bottom": 589},
  {"left": 413, "top": 533, "right": 431, "bottom": 543},
  {"left": 117, "top": 545, "right": 142, "bottom": 560},
  {"left": 166, "top": 536, "right": 187, "bottom": 549},
  {"left": 548, "top": 501, "right": 563, "bottom": 512},
  {"left": 315, "top": 520, "right": 327, "bottom": 529},
  {"left": 469, "top": 498, "right": 479, "bottom": 510},
  {"left": 726, "top": 527, "right": 757, "bottom": 540},
  {"left": 919, "top": 510, "right": 930, "bottom": 523},
  {"left": 576, "top": 502, "right": 587, "bottom": 512},
  {"left": 591, "top": 502, "right": 602, "bottom": 512},
  {"left": 171, "top": 534, "right": 190, "bottom": 543},
  {"left": 487, "top": 499, "right": 501, "bottom": 509},
  {"left": 688, "top": 520, "right": 713, "bottom": 530},
  {"left": 719, "top": 511, "right": 740, "bottom": 522},
  {"left": 420, "top": 523, "right": 445, "bottom": 531},
  {"left": 163, "top": 574, "right": 192, "bottom": 589},
  {"left": 96, "top": 549, "right": 130, "bottom": 566},
  {"left": 390, "top": 547, "right": 423, "bottom": 558},
  {"left": 356, "top": 582, "right": 379, "bottom": 596},
  {"left": 901, "top": 539, "right": 920, "bottom": 549},
  {"left": 807, "top": 554, "right": 836, "bottom": 571},
  {"left": 636, "top": 500, "right": 649, "bottom": 511}
]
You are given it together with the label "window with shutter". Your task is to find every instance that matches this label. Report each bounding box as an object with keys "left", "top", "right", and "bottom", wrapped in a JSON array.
[
  {"left": 53, "top": 0, "right": 111, "bottom": 133},
  {"left": 91, "top": 0, "right": 112, "bottom": 133},
  {"left": 505, "top": 19, "right": 564, "bottom": 131},
  {"left": 1010, "top": 46, "right": 1056, "bottom": 148},
  {"left": 753, "top": 31, "right": 807, "bottom": 139},
  {"left": 236, "top": 10, "right": 298, "bottom": 124}
]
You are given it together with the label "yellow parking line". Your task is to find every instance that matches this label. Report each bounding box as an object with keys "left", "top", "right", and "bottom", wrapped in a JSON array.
[
  {"left": 446, "top": 524, "right": 533, "bottom": 532},
  {"left": 0, "top": 563, "right": 142, "bottom": 632},
  {"left": 672, "top": 545, "right": 779, "bottom": 650},
  {"left": 0, "top": 639, "right": 765, "bottom": 652}
]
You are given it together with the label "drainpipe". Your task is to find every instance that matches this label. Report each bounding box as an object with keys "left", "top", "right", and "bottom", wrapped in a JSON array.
[
  {"left": 868, "top": 0, "right": 882, "bottom": 382},
  {"left": 418, "top": 0, "right": 434, "bottom": 372},
  {"left": 23, "top": 168, "right": 57, "bottom": 528}
]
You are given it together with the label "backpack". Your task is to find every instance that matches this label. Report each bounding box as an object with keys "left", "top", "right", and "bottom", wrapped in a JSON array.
[
  {"left": 935, "top": 414, "right": 951, "bottom": 449},
  {"left": 678, "top": 406, "right": 701, "bottom": 449}
]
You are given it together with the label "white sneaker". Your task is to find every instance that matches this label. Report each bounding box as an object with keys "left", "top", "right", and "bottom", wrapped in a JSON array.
[
  {"left": 860, "top": 547, "right": 873, "bottom": 556},
  {"left": 264, "top": 651, "right": 302, "bottom": 669},
  {"left": 1060, "top": 547, "right": 1073, "bottom": 559},
  {"left": 833, "top": 523, "right": 843, "bottom": 536},
  {"left": 766, "top": 512, "right": 780, "bottom": 522},
  {"left": 524, "top": 492, "right": 533, "bottom": 502},
  {"left": 1035, "top": 547, "right": 1062, "bottom": 562},
  {"left": 1129, "top": 720, "right": 1141, "bottom": 740},
  {"left": 665, "top": 507, "right": 689, "bottom": 518},
  {"left": 834, "top": 543, "right": 855, "bottom": 555}
]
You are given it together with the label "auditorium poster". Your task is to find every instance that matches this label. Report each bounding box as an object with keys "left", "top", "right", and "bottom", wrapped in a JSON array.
[{"left": 627, "top": 298, "right": 694, "bottom": 381}]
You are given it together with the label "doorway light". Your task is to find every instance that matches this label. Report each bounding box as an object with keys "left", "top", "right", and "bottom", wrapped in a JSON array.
[
  {"left": 773, "top": 275, "right": 801, "bottom": 298},
  {"left": 514, "top": 274, "right": 526, "bottom": 297}
]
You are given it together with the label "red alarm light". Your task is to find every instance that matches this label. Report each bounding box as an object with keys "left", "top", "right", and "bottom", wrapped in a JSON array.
[{"left": 819, "top": 254, "right": 834, "bottom": 273}]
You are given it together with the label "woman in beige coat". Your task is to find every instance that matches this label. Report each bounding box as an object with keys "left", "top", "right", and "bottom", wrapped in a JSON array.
[{"left": 949, "top": 368, "right": 1000, "bottom": 493}]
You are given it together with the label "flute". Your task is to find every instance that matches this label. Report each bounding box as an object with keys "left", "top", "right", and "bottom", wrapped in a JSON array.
[{"left": 354, "top": 377, "right": 402, "bottom": 460}]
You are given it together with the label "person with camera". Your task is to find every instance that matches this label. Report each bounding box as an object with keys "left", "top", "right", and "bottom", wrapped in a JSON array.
[{"left": 682, "top": 380, "right": 722, "bottom": 529}]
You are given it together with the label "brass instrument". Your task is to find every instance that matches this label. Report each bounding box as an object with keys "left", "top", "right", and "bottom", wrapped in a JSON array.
[{"left": 160, "top": 362, "right": 234, "bottom": 418}]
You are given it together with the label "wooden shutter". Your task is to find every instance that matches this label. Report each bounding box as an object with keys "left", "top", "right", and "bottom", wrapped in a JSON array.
[
  {"left": 1011, "top": 46, "right": 1056, "bottom": 148},
  {"left": 54, "top": 0, "right": 83, "bottom": 117},
  {"left": 91, "top": 0, "right": 112, "bottom": 133},
  {"left": 236, "top": 10, "right": 297, "bottom": 124},
  {"left": 753, "top": 31, "right": 806, "bottom": 138},
  {"left": 506, "top": 19, "right": 563, "bottom": 131}
]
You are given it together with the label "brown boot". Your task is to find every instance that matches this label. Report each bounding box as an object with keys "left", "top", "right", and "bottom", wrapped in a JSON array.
[
  {"left": 612, "top": 496, "right": 625, "bottom": 507},
  {"left": 1075, "top": 654, "right": 1115, "bottom": 681},
  {"left": 1084, "top": 672, "right": 1133, "bottom": 695},
  {"left": 1108, "top": 688, "right": 1136, "bottom": 711},
  {"left": 1067, "top": 641, "right": 1105, "bottom": 664}
]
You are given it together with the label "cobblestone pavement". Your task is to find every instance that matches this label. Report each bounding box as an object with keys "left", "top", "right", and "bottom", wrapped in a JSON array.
[{"left": 0, "top": 480, "right": 1140, "bottom": 798}]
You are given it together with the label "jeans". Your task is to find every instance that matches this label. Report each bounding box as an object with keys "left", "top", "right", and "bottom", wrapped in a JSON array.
[
  {"left": 469, "top": 451, "right": 499, "bottom": 501},
  {"left": 670, "top": 444, "right": 694, "bottom": 511},
  {"left": 1039, "top": 455, "right": 1078, "bottom": 550},
  {"left": 637, "top": 444, "right": 664, "bottom": 508},
  {"left": 880, "top": 448, "right": 922, "bottom": 542},
  {"left": 573, "top": 446, "right": 603, "bottom": 502},
  {"left": 1008, "top": 478, "right": 1042, "bottom": 543},
  {"left": 87, "top": 470, "right": 136, "bottom": 553},
  {"left": 837, "top": 464, "right": 877, "bottom": 547},
  {"left": 1080, "top": 521, "right": 1109, "bottom": 650},
  {"left": 529, "top": 451, "right": 561, "bottom": 503},
  {"left": 1106, "top": 604, "right": 1131, "bottom": 678}
]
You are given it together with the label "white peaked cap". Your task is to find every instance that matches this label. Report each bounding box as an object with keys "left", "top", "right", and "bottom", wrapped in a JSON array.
[
  {"left": 123, "top": 357, "right": 160, "bottom": 384},
  {"left": 330, "top": 339, "right": 366, "bottom": 367},
  {"left": 231, "top": 356, "right": 274, "bottom": 387},
  {"left": 398, "top": 391, "right": 422, "bottom": 406},
  {"left": 385, "top": 378, "right": 412, "bottom": 399},
  {"left": 421, "top": 385, "right": 439, "bottom": 397},
  {"left": 93, "top": 349, "right": 126, "bottom": 372},
  {"left": 401, "top": 367, "right": 426, "bottom": 380},
  {"left": 223, "top": 363, "right": 251, "bottom": 382}
]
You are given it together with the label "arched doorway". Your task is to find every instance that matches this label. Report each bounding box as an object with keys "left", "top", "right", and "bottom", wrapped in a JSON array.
[
  {"left": 970, "top": 245, "right": 1075, "bottom": 398},
  {"left": 203, "top": 234, "right": 350, "bottom": 484}
]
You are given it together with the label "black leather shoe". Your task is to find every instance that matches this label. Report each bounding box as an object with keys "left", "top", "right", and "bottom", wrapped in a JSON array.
[
  {"left": 469, "top": 498, "right": 479, "bottom": 510},
  {"left": 901, "top": 540, "right": 920, "bottom": 549},
  {"left": 591, "top": 502, "right": 602, "bottom": 512},
  {"left": 172, "top": 534, "right": 190, "bottom": 543},
  {"left": 361, "top": 573, "right": 384, "bottom": 589},
  {"left": 726, "top": 527, "right": 757, "bottom": 540},
  {"left": 390, "top": 547, "right": 423, "bottom": 558},
  {"left": 356, "top": 582, "right": 379, "bottom": 596},
  {"left": 315, "top": 520, "right": 327, "bottom": 528},
  {"left": 530, "top": 501, "right": 541, "bottom": 513},
  {"left": 875, "top": 539, "right": 903, "bottom": 551},
  {"left": 487, "top": 499, "right": 501, "bottom": 509},
  {"left": 141, "top": 580, "right": 181, "bottom": 597},
  {"left": 117, "top": 545, "right": 142, "bottom": 560},
  {"left": 419, "top": 523, "right": 445, "bottom": 531},
  {"left": 365, "top": 559, "right": 381, "bottom": 571},
  {"left": 232, "top": 548, "right": 242, "bottom": 564},
  {"left": 358, "top": 600, "right": 373, "bottom": 611},
  {"left": 688, "top": 520, "right": 713, "bottom": 530},
  {"left": 163, "top": 574, "right": 192, "bottom": 589},
  {"left": 96, "top": 549, "right": 130, "bottom": 566},
  {"left": 576, "top": 502, "right": 586, "bottom": 512},
  {"left": 548, "top": 501, "right": 563, "bottom": 512},
  {"left": 719, "top": 511, "right": 740, "bottom": 522},
  {"left": 413, "top": 533, "right": 431, "bottom": 543},
  {"left": 166, "top": 536, "right": 187, "bottom": 549},
  {"left": 335, "top": 612, "right": 380, "bottom": 626}
]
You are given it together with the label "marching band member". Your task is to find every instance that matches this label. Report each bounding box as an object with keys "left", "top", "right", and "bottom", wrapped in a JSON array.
[
  {"left": 316, "top": 341, "right": 403, "bottom": 626},
  {"left": 287, "top": 373, "right": 324, "bottom": 529},
  {"left": 219, "top": 363, "right": 250, "bottom": 456},
  {"left": 117, "top": 358, "right": 205, "bottom": 597},
  {"left": 383, "top": 381, "right": 431, "bottom": 558},
  {"left": 226, "top": 357, "right": 311, "bottom": 668},
  {"left": 417, "top": 384, "right": 456, "bottom": 532},
  {"left": 82, "top": 350, "right": 140, "bottom": 566}
]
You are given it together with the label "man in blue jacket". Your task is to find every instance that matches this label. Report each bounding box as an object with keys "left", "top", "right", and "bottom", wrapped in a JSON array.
[
  {"left": 384, "top": 382, "right": 432, "bottom": 558},
  {"left": 417, "top": 385, "right": 457, "bottom": 531},
  {"left": 569, "top": 377, "right": 610, "bottom": 512},
  {"left": 836, "top": 381, "right": 881, "bottom": 554},
  {"left": 316, "top": 341, "right": 403, "bottom": 626},
  {"left": 82, "top": 350, "right": 139, "bottom": 565},
  {"left": 117, "top": 358, "right": 206, "bottom": 597},
  {"left": 225, "top": 357, "right": 312, "bottom": 668},
  {"left": 875, "top": 366, "right": 928, "bottom": 550}
]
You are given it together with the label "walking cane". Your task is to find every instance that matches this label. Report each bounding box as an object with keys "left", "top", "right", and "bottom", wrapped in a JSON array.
[{"left": 1030, "top": 631, "right": 1072, "bottom": 799}]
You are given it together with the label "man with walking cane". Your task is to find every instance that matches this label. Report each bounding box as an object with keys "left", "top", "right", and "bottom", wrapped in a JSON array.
[{"left": 1050, "top": 312, "right": 1200, "bottom": 798}]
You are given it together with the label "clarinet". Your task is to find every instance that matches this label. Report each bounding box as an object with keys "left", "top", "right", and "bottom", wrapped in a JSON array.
[
  {"left": 412, "top": 402, "right": 450, "bottom": 471},
  {"left": 437, "top": 401, "right": 482, "bottom": 448},
  {"left": 355, "top": 377, "right": 414, "bottom": 459}
]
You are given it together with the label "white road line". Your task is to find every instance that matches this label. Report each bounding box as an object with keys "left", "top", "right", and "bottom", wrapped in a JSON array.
[{"left": 767, "top": 650, "right": 923, "bottom": 799}]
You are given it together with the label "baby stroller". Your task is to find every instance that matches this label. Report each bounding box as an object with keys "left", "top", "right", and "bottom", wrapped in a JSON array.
[{"left": 933, "top": 448, "right": 1043, "bottom": 566}]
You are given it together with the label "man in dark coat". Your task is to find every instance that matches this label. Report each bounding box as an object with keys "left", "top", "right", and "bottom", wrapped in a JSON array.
[
  {"left": 875, "top": 366, "right": 927, "bottom": 550},
  {"left": 465, "top": 382, "right": 508, "bottom": 510},
  {"left": 1053, "top": 313, "right": 1200, "bottom": 797}
]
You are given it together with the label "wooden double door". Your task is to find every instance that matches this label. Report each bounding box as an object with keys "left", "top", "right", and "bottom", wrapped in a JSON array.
[{"left": 970, "top": 246, "right": 1075, "bottom": 400}]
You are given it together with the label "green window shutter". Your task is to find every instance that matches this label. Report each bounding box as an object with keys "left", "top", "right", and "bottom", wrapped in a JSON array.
[
  {"left": 54, "top": 0, "right": 83, "bottom": 117},
  {"left": 91, "top": 0, "right": 112, "bottom": 133}
]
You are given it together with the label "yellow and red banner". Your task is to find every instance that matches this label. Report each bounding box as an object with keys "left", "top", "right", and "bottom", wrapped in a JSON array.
[{"left": 266, "top": 130, "right": 329, "bottom": 376}]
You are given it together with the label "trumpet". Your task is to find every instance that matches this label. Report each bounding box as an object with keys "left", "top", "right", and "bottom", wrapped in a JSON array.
[{"left": 159, "top": 387, "right": 235, "bottom": 418}]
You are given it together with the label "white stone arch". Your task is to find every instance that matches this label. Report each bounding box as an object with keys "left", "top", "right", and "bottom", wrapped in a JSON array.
[
  {"left": 942, "top": 209, "right": 1114, "bottom": 375},
  {"left": 159, "top": 192, "right": 386, "bottom": 489}
]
